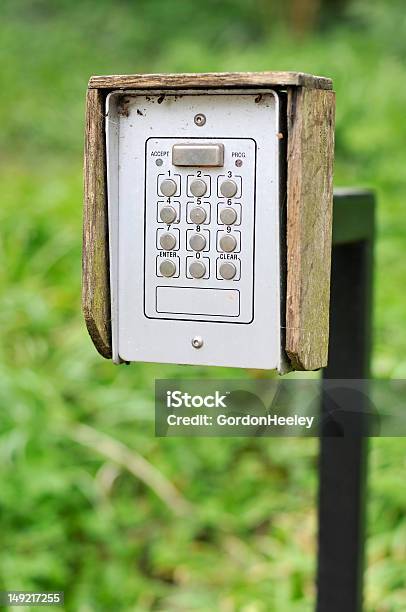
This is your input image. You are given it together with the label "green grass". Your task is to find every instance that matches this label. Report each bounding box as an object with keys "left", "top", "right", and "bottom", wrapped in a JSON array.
[{"left": 0, "top": 1, "right": 405, "bottom": 610}]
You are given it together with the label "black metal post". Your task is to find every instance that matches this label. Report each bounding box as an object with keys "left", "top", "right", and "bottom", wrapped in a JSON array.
[{"left": 316, "top": 190, "right": 376, "bottom": 612}]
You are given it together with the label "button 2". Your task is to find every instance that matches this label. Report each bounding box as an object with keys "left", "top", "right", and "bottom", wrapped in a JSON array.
[{"left": 190, "top": 179, "right": 207, "bottom": 198}]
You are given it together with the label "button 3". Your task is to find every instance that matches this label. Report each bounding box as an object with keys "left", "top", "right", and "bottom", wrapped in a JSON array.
[{"left": 220, "top": 179, "right": 238, "bottom": 198}]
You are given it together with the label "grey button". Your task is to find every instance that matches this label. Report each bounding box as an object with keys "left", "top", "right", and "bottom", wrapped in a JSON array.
[
  {"left": 219, "top": 234, "right": 237, "bottom": 253},
  {"left": 172, "top": 143, "right": 224, "bottom": 167},
  {"left": 159, "top": 232, "right": 177, "bottom": 250},
  {"left": 189, "top": 260, "right": 206, "bottom": 279},
  {"left": 160, "top": 178, "right": 177, "bottom": 197},
  {"left": 189, "top": 206, "right": 207, "bottom": 224},
  {"left": 220, "top": 207, "right": 237, "bottom": 225},
  {"left": 159, "top": 205, "right": 177, "bottom": 224},
  {"left": 190, "top": 179, "right": 207, "bottom": 198},
  {"left": 220, "top": 179, "right": 238, "bottom": 198},
  {"left": 219, "top": 262, "right": 237, "bottom": 280},
  {"left": 159, "top": 259, "right": 176, "bottom": 277},
  {"left": 189, "top": 233, "right": 207, "bottom": 251}
]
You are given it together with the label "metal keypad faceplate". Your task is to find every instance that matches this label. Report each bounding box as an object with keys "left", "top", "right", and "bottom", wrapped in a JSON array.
[{"left": 106, "top": 91, "right": 281, "bottom": 369}]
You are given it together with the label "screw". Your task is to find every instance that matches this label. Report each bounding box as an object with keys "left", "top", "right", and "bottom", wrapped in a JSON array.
[
  {"left": 194, "top": 113, "right": 206, "bottom": 126},
  {"left": 191, "top": 336, "right": 204, "bottom": 349}
]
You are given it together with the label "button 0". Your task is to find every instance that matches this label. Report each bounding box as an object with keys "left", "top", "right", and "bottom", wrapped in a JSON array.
[
  {"left": 159, "top": 205, "right": 177, "bottom": 224},
  {"left": 160, "top": 178, "right": 177, "bottom": 197},
  {"left": 190, "top": 179, "right": 207, "bottom": 198},
  {"left": 219, "top": 262, "right": 236, "bottom": 280},
  {"left": 189, "top": 233, "right": 207, "bottom": 251},
  {"left": 220, "top": 207, "right": 237, "bottom": 225},
  {"left": 220, "top": 179, "right": 238, "bottom": 198},
  {"left": 189, "top": 260, "right": 206, "bottom": 279},
  {"left": 219, "top": 234, "right": 237, "bottom": 253},
  {"left": 159, "top": 232, "right": 177, "bottom": 250},
  {"left": 159, "top": 259, "right": 176, "bottom": 277},
  {"left": 189, "top": 206, "right": 207, "bottom": 224}
]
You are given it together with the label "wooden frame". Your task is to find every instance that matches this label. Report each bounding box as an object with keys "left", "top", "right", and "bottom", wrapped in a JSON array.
[{"left": 83, "top": 71, "right": 335, "bottom": 370}]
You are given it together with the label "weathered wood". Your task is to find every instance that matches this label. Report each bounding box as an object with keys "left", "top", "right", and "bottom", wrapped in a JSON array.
[
  {"left": 286, "top": 87, "right": 335, "bottom": 370},
  {"left": 89, "top": 71, "right": 333, "bottom": 91},
  {"left": 82, "top": 88, "right": 111, "bottom": 358}
]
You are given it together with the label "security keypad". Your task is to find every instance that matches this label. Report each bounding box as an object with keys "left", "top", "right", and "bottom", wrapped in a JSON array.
[{"left": 144, "top": 137, "right": 256, "bottom": 323}]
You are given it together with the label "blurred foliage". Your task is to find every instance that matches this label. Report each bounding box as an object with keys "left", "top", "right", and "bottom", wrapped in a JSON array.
[{"left": 0, "top": 0, "right": 405, "bottom": 610}]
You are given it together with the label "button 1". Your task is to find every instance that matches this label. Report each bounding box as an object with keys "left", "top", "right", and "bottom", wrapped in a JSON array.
[
  {"left": 189, "top": 260, "right": 206, "bottom": 279},
  {"left": 190, "top": 179, "right": 207, "bottom": 198},
  {"left": 159, "top": 205, "right": 177, "bottom": 224},
  {"left": 159, "top": 232, "right": 177, "bottom": 250},
  {"left": 219, "top": 234, "right": 237, "bottom": 253},
  {"left": 190, "top": 206, "right": 207, "bottom": 224},
  {"left": 219, "top": 262, "right": 236, "bottom": 280},
  {"left": 220, "top": 207, "right": 237, "bottom": 225},
  {"left": 160, "top": 178, "right": 177, "bottom": 197},
  {"left": 189, "top": 233, "right": 207, "bottom": 251},
  {"left": 159, "top": 259, "right": 176, "bottom": 277},
  {"left": 220, "top": 179, "right": 238, "bottom": 198}
]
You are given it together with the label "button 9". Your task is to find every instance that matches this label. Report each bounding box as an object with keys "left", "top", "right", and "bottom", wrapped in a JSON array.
[{"left": 219, "top": 234, "right": 237, "bottom": 253}]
